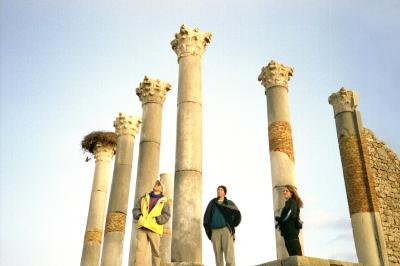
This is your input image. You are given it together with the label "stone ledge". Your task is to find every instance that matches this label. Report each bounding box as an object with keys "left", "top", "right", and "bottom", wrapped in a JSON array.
[
  {"left": 256, "top": 256, "right": 363, "bottom": 266},
  {"left": 166, "top": 263, "right": 203, "bottom": 266}
]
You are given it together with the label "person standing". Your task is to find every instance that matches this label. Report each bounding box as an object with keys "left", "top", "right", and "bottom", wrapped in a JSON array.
[
  {"left": 132, "top": 180, "right": 171, "bottom": 266},
  {"left": 203, "top": 185, "right": 241, "bottom": 266},
  {"left": 275, "top": 184, "right": 303, "bottom": 256}
]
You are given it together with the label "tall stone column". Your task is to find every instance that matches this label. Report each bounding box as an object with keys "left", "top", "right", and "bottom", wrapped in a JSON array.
[
  {"left": 170, "top": 24, "right": 212, "bottom": 264},
  {"left": 258, "top": 60, "right": 300, "bottom": 259},
  {"left": 100, "top": 113, "right": 141, "bottom": 266},
  {"left": 81, "top": 132, "right": 117, "bottom": 266},
  {"left": 329, "top": 88, "right": 389, "bottom": 266},
  {"left": 128, "top": 76, "right": 171, "bottom": 266},
  {"left": 160, "top": 173, "right": 174, "bottom": 265}
]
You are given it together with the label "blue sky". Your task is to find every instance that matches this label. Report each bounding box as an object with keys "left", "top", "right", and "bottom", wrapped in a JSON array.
[{"left": 1, "top": 1, "right": 399, "bottom": 265}]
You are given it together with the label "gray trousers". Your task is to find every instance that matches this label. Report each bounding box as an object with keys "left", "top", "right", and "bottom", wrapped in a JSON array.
[
  {"left": 135, "top": 228, "right": 161, "bottom": 266},
  {"left": 211, "top": 227, "right": 235, "bottom": 266}
]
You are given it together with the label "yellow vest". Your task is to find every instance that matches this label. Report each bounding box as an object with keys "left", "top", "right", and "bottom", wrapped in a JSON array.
[{"left": 136, "top": 193, "right": 167, "bottom": 235}]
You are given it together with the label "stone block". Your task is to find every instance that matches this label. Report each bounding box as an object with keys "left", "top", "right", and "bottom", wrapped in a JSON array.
[
  {"left": 363, "top": 127, "right": 400, "bottom": 264},
  {"left": 268, "top": 121, "right": 294, "bottom": 162},
  {"left": 166, "top": 263, "right": 203, "bottom": 266},
  {"left": 256, "top": 256, "right": 363, "bottom": 266}
]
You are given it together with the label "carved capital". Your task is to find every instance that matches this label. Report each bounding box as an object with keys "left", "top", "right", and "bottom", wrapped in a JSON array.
[
  {"left": 171, "top": 24, "right": 212, "bottom": 60},
  {"left": 93, "top": 144, "right": 116, "bottom": 162},
  {"left": 113, "top": 112, "right": 141, "bottom": 137},
  {"left": 136, "top": 76, "right": 171, "bottom": 104},
  {"left": 328, "top": 87, "right": 358, "bottom": 117},
  {"left": 258, "top": 60, "right": 294, "bottom": 90}
]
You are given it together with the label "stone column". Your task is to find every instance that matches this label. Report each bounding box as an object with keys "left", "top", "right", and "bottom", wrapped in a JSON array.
[
  {"left": 329, "top": 88, "right": 389, "bottom": 266},
  {"left": 128, "top": 76, "right": 171, "bottom": 266},
  {"left": 170, "top": 24, "right": 212, "bottom": 264},
  {"left": 81, "top": 132, "right": 117, "bottom": 266},
  {"left": 100, "top": 113, "right": 141, "bottom": 266},
  {"left": 160, "top": 173, "right": 174, "bottom": 265},
  {"left": 258, "top": 60, "right": 300, "bottom": 259}
]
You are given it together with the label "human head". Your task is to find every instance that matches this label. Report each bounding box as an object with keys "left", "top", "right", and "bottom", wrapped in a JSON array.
[
  {"left": 217, "top": 185, "right": 227, "bottom": 199},
  {"left": 282, "top": 186, "right": 292, "bottom": 200},
  {"left": 153, "top": 180, "right": 165, "bottom": 194},
  {"left": 283, "top": 184, "right": 303, "bottom": 208}
]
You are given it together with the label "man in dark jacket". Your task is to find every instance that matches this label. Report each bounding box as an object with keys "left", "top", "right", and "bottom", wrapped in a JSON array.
[{"left": 203, "top": 185, "right": 241, "bottom": 266}]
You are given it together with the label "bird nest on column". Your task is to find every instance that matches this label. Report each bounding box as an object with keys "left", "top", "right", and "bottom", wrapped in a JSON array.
[{"left": 81, "top": 131, "right": 117, "bottom": 154}]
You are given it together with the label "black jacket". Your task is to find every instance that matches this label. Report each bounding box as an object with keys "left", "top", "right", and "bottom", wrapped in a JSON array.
[
  {"left": 276, "top": 197, "right": 300, "bottom": 239},
  {"left": 203, "top": 197, "right": 241, "bottom": 240}
]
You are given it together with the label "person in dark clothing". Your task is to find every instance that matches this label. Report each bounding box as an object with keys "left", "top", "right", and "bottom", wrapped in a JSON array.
[
  {"left": 203, "top": 185, "right": 241, "bottom": 266},
  {"left": 275, "top": 184, "right": 303, "bottom": 256}
]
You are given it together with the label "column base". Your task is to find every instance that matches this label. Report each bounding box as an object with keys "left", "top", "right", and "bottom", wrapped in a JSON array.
[{"left": 256, "top": 256, "right": 363, "bottom": 266}]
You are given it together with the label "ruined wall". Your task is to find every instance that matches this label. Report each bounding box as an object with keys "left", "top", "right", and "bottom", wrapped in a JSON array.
[{"left": 363, "top": 128, "right": 400, "bottom": 265}]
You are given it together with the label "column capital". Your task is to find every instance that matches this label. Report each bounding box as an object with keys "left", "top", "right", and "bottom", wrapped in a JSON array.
[
  {"left": 171, "top": 24, "right": 212, "bottom": 60},
  {"left": 258, "top": 60, "right": 294, "bottom": 90},
  {"left": 328, "top": 87, "right": 358, "bottom": 117},
  {"left": 136, "top": 76, "right": 171, "bottom": 104},
  {"left": 93, "top": 144, "right": 116, "bottom": 162},
  {"left": 113, "top": 112, "right": 141, "bottom": 137}
]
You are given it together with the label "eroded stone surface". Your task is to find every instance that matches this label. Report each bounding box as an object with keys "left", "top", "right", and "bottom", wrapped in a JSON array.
[
  {"left": 100, "top": 113, "right": 140, "bottom": 266},
  {"left": 257, "top": 256, "right": 364, "bottom": 266},
  {"left": 364, "top": 128, "right": 400, "bottom": 265},
  {"left": 339, "top": 134, "right": 378, "bottom": 214},
  {"left": 329, "top": 91, "right": 388, "bottom": 265},
  {"left": 160, "top": 173, "right": 174, "bottom": 265},
  {"left": 258, "top": 60, "right": 294, "bottom": 90},
  {"left": 258, "top": 59, "right": 298, "bottom": 259},
  {"left": 268, "top": 121, "right": 295, "bottom": 162},
  {"left": 128, "top": 77, "right": 171, "bottom": 266},
  {"left": 171, "top": 24, "right": 210, "bottom": 264},
  {"left": 171, "top": 24, "right": 212, "bottom": 60},
  {"left": 328, "top": 87, "right": 358, "bottom": 117},
  {"left": 81, "top": 144, "right": 115, "bottom": 266},
  {"left": 113, "top": 112, "right": 141, "bottom": 136},
  {"left": 136, "top": 76, "right": 171, "bottom": 104}
]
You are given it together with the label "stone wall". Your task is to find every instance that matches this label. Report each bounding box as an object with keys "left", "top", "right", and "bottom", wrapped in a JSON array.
[
  {"left": 363, "top": 128, "right": 400, "bottom": 265},
  {"left": 257, "top": 256, "right": 364, "bottom": 266}
]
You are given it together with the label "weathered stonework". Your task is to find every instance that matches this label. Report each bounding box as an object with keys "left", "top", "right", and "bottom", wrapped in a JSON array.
[
  {"left": 136, "top": 76, "right": 171, "bottom": 104},
  {"left": 170, "top": 24, "right": 211, "bottom": 264},
  {"left": 171, "top": 24, "right": 212, "bottom": 60},
  {"left": 268, "top": 121, "right": 295, "bottom": 162},
  {"left": 258, "top": 60, "right": 294, "bottom": 90},
  {"left": 84, "top": 230, "right": 103, "bottom": 244},
  {"left": 105, "top": 212, "right": 126, "bottom": 233},
  {"left": 329, "top": 88, "right": 388, "bottom": 265},
  {"left": 160, "top": 173, "right": 174, "bottom": 265},
  {"left": 364, "top": 128, "right": 400, "bottom": 265},
  {"left": 80, "top": 132, "right": 116, "bottom": 266},
  {"left": 257, "top": 256, "right": 364, "bottom": 266},
  {"left": 93, "top": 144, "right": 116, "bottom": 162},
  {"left": 338, "top": 134, "right": 378, "bottom": 214},
  {"left": 258, "top": 59, "right": 300, "bottom": 259},
  {"left": 128, "top": 77, "right": 171, "bottom": 266},
  {"left": 328, "top": 87, "right": 358, "bottom": 117},
  {"left": 100, "top": 113, "right": 141, "bottom": 266},
  {"left": 113, "top": 112, "right": 141, "bottom": 136}
]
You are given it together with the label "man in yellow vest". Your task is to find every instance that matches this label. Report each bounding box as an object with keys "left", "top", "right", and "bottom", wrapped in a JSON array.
[{"left": 132, "top": 180, "right": 171, "bottom": 266}]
